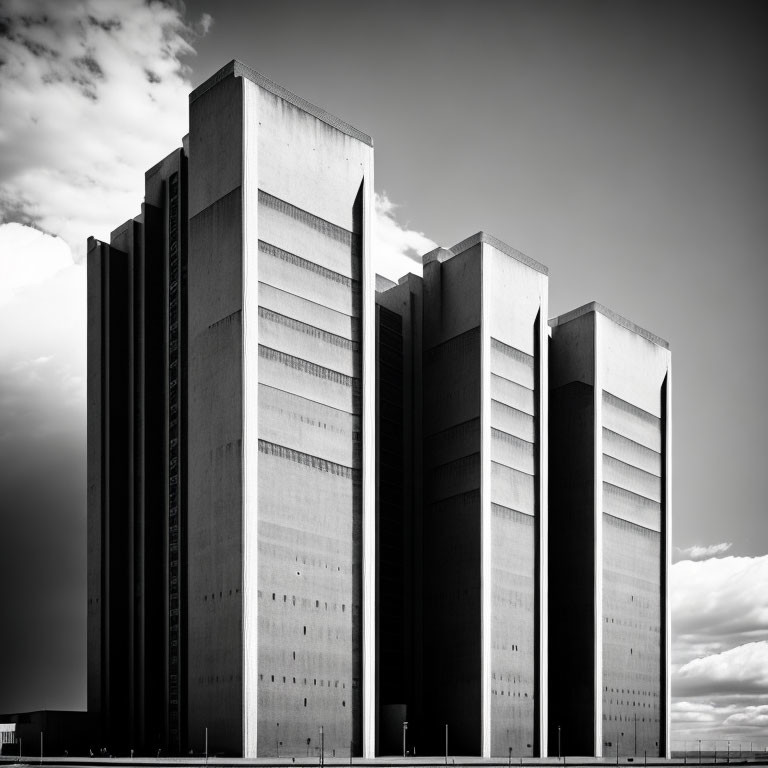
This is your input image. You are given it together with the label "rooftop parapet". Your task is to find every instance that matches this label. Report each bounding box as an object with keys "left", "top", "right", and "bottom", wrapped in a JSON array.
[
  {"left": 422, "top": 246, "right": 454, "bottom": 264},
  {"left": 450, "top": 231, "right": 549, "bottom": 275},
  {"left": 550, "top": 301, "right": 670, "bottom": 349},
  {"left": 190, "top": 60, "right": 373, "bottom": 147}
]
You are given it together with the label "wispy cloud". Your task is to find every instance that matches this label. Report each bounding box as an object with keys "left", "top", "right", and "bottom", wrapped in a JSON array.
[
  {"left": 676, "top": 542, "right": 733, "bottom": 561},
  {"left": 373, "top": 191, "right": 437, "bottom": 282},
  {"left": 0, "top": 0, "right": 210, "bottom": 259}
]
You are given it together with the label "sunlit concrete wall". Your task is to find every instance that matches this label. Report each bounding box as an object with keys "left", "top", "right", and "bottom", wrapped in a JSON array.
[
  {"left": 186, "top": 61, "right": 374, "bottom": 758},
  {"left": 548, "top": 304, "right": 670, "bottom": 758}
]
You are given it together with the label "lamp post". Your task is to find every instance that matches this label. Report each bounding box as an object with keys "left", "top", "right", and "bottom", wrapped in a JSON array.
[
  {"left": 320, "top": 726, "right": 324, "bottom": 768},
  {"left": 402, "top": 721, "right": 408, "bottom": 758},
  {"left": 727, "top": 740, "right": 730, "bottom": 764},
  {"left": 445, "top": 724, "right": 448, "bottom": 766},
  {"left": 205, "top": 727, "right": 208, "bottom": 764},
  {"left": 508, "top": 746, "right": 512, "bottom": 768},
  {"left": 558, "top": 726, "right": 561, "bottom": 760},
  {"left": 699, "top": 739, "right": 702, "bottom": 765},
  {"left": 634, "top": 714, "right": 637, "bottom": 756},
  {"left": 277, "top": 722, "right": 280, "bottom": 758}
]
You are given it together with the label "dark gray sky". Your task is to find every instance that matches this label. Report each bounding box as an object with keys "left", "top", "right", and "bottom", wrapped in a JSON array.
[{"left": 0, "top": 0, "right": 766, "bottom": 745}]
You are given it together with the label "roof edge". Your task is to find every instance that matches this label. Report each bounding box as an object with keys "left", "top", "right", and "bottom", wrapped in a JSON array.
[
  {"left": 190, "top": 60, "right": 373, "bottom": 147},
  {"left": 450, "top": 232, "right": 549, "bottom": 275},
  {"left": 550, "top": 301, "right": 670, "bottom": 349}
]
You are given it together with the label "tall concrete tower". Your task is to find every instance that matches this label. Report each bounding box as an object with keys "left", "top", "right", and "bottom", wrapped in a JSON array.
[
  {"left": 419, "top": 234, "right": 549, "bottom": 758},
  {"left": 88, "top": 60, "right": 376, "bottom": 758},
  {"left": 548, "top": 303, "right": 671, "bottom": 759}
]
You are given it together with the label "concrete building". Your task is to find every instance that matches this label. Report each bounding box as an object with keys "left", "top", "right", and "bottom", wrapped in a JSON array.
[
  {"left": 548, "top": 303, "right": 671, "bottom": 759},
  {"left": 373, "top": 236, "right": 549, "bottom": 757},
  {"left": 88, "top": 60, "right": 375, "bottom": 758},
  {"left": 420, "top": 235, "right": 549, "bottom": 758},
  {"left": 0, "top": 711, "right": 88, "bottom": 757},
  {"left": 88, "top": 59, "right": 669, "bottom": 762}
]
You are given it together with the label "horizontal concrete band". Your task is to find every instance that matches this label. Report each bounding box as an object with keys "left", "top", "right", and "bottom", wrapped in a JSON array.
[
  {"left": 259, "top": 307, "right": 360, "bottom": 352},
  {"left": 259, "top": 346, "right": 360, "bottom": 390},
  {"left": 259, "top": 241, "right": 361, "bottom": 290},
  {"left": 258, "top": 439, "right": 360, "bottom": 482},
  {"left": 259, "top": 190, "right": 359, "bottom": 250}
]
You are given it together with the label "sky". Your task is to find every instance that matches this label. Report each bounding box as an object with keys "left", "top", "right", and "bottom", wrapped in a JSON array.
[{"left": 0, "top": 0, "right": 766, "bottom": 750}]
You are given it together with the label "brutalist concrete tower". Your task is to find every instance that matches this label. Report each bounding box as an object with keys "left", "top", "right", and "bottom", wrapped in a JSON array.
[
  {"left": 88, "top": 60, "right": 376, "bottom": 758},
  {"left": 419, "top": 234, "right": 549, "bottom": 758},
  {"left": 548, "top": 303, "right": 671, "bottom": 759}
]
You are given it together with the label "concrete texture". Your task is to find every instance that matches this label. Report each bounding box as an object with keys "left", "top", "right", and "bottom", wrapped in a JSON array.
[
  {"left": 418, "top": 235, "right": 549, "bottom": 758},
  {"left": 548, "top": 305, "right": 670, "bottom": 759}
]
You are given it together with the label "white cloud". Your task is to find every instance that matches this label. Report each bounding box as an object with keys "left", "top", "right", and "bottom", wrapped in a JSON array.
[
  {"left": 0, "top": 222, "right": 72, "bottom": 305},
  {"left": 724, "top": 705, "right": 768, "bottom": 728},
  {"left": 676, "top": 542, "right": 732, "bottom": 561},
  {"left": 672, "top": 554, "right": 768, "bottom": 662},
  {"left": 374, "top": 191, "right": 437, "bottom": 282},
  {"left": 0, "top": 0, "right": 209, "bottom": 259},
  {"left": 676, "top": 642, "right": 768, "bottom": 697},
  {"left": 671, "top": 555, "right": 768, "bottom": 745}
]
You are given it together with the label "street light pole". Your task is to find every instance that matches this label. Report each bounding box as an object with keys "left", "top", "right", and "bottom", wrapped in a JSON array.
[
  {"left": 699, "top": 739, "right": 702, "bottom": 765},
  {"left": 402, "top": 721, "right": 408, "bottom": 758},
  {"left": 277, "top": 723, "right": 280, "bottom": 758},
  {"left": 558, "top": 726, "right": 561, "bottom": 760},
  {"left": 320, "top": 726, "right": 324, "bottom": 768},
  {"left": 634, "top": 714, "right": 637, "bottom": 756},
  {"left": 727, "top": 740, "right": 730, "bottom": 764},
  {"left": 445, "top": 724, "right": 448, "bottom": 766}
]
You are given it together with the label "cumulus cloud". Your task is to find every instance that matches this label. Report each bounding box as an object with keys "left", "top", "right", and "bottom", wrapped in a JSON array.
[
  {"left": 0, "top": 222, "right": 72, "bottom": 305},
  {"left": 672, "top": 555, "right": 768, "bottom": 661},
  {"left": 374, "top": 191, "right": 437, "bottom": 282},
  {"left": 724, "top": 705, "right": 768, "bottom": 728},
  {"left": 676, "top": 542, "right": 733, "bottom": 561},
  {"left": 676, "top": 642, "right": 768, "bottom": 697},
  {"left": 0, "top": 0, "right": 209, "bottom": 259},
  {"left": 671, "top": 555, "right": 768, "bottom": 746}
]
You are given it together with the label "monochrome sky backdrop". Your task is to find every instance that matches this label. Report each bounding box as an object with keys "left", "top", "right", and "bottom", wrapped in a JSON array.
[{"left": 0, "top": 0, "right": 765, "bottom": 746}]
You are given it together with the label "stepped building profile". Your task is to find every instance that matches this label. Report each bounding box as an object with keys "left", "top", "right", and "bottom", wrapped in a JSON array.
[{"left": 87, "top": 60, "right": 670, "bottom": 759}]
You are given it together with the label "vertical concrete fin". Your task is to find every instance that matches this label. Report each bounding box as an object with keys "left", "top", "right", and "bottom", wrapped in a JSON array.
[
  {"left": 594, "top": 316, "right": 603, "bottom": 757},
  {"left": 480, "top": 244, "right": 492, "bottom": 758},
  {"left": 242, "top": 76, "right": 260, "bottom": 758},
  {"left": 536, "top": 281, "right": 549, "bottom": 756},
  {"left": 362, "top": 168, "right": 377, "bottom": 758},
  {"left": 662, "top": 366, "right": 672, "bottom": 758}
]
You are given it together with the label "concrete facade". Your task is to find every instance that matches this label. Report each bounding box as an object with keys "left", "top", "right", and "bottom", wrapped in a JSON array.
[
  {"left": 373, "top": 236, "right": 549, "bottom": 758},
  {"left": 548, "top": 303, "right": 671, "bottom": 759},
  {"left": 88, "top": 61, "right": 374, "bottom": 758},
  {"left": 87, "top": 146, "right": 185, "bottom": 754},
  {"left": 88, "top": 59, "right": 670, "bottom": 762}
]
